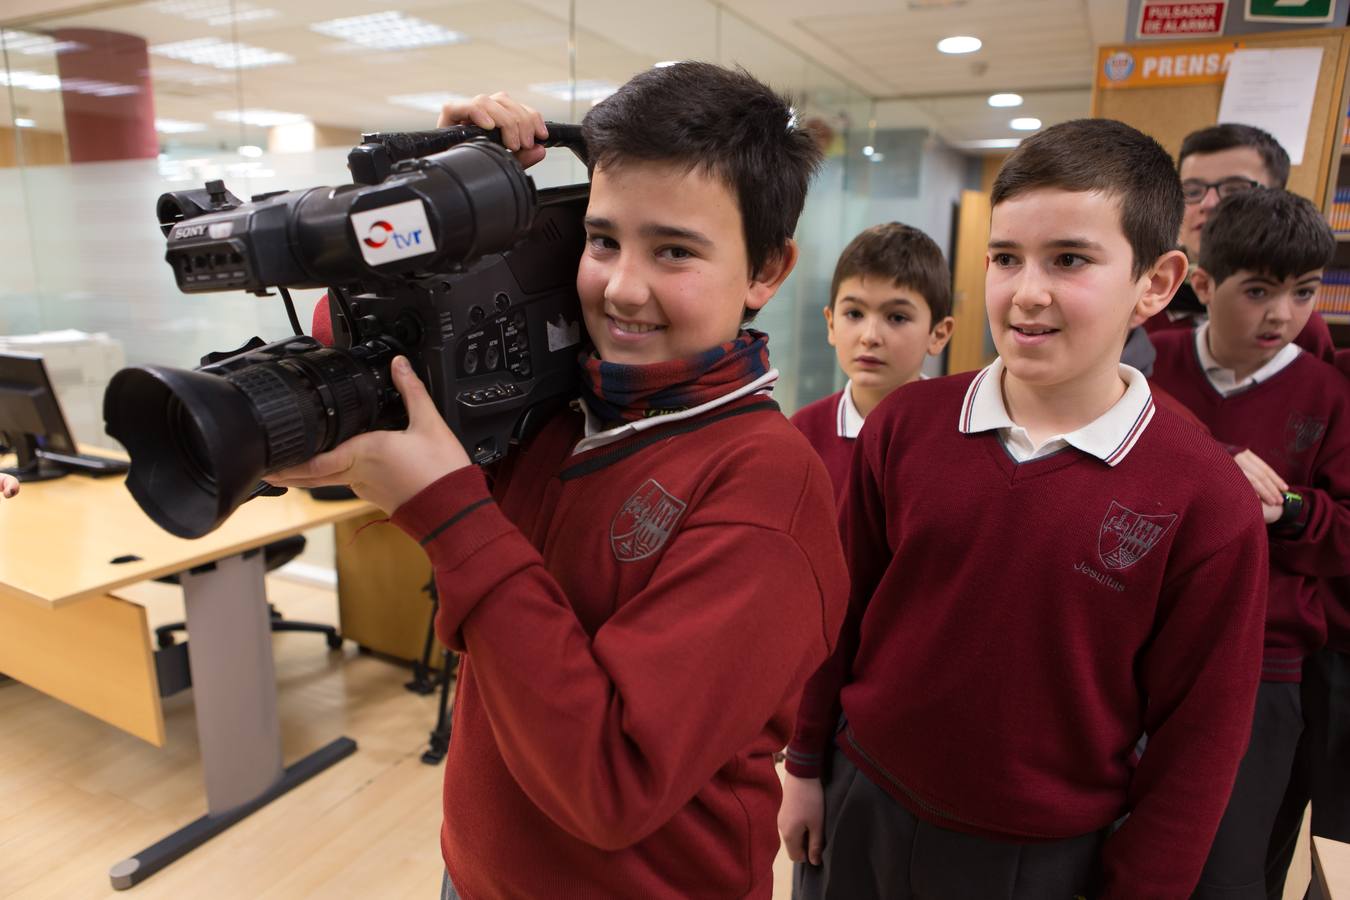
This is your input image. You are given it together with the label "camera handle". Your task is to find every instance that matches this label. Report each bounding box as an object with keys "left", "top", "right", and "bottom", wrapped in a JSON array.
[{"left": 348, "top": 122, "right": 587, "bottom": 185}]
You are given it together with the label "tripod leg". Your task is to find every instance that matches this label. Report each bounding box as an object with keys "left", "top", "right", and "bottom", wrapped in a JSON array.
[
  {"left": 421, "top": 650, "right": 457, "bottom": 765},
  {"left": 405, "top": 575, "right": 440, "bottom": 695}
]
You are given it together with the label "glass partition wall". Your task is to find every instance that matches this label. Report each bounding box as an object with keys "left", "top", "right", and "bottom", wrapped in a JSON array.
[{"left": 1, "top": 0, "right": 968, "bottom": 420}]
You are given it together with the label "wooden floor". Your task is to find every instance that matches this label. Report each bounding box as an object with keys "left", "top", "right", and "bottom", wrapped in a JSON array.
[{"left": 0, "top": 575, "right": 1309, "bottom": 899}]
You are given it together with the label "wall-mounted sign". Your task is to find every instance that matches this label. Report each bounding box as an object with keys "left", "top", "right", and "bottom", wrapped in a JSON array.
[
  {"left": 1245, "top": 0, "right": 1335, "bottom": 23},
  {"left": 1098, "top": 41, "right": 1244, "bottom": 88},
  {"left": 1137, "top": 2, "right": 1229, "bottom": 39}
]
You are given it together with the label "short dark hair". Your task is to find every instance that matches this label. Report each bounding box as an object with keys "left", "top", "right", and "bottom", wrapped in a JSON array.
[
  {"left": 582, "top": 62, "right": 822, "bottom": 284},
  {"left": 1198, "top": 188, "right": 1335, "bottom": 285},
  {"left": 1179, "top": 124, "right": 1290, "bottom": 189},
  {"left": 991, "top": 118, "right": 1183, "bottom": 281},
  {"left": 829, "top": 222, "right": 952, "bottom": 326}
]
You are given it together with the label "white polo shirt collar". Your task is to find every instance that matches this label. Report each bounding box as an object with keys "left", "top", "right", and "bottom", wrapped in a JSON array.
[
  {"left": 835, "top": 381, "right": 866, "bottom": 439},
  {"left": 958, "top": 358, "right": 1155, "bottom": 466},
  {"left": 1194, "top": 321, "right": 1302, "bottom": 397}
]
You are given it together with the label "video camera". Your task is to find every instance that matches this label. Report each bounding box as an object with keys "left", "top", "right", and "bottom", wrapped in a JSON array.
[{"left": 104, "top": 124, "right": 591, "bottom": 539}]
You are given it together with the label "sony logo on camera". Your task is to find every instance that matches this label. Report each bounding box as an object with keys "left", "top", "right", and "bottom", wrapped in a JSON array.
[{"left": 350, "top": 199, "right": 437, "bottom": 267}]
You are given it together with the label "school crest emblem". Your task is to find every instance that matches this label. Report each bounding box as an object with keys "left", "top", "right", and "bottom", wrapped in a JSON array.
[
  {"left": 611, "top": 479, "right": 688, "bottom": 562},
  {"left": 1284, "top": 414, "right": 1326, "bottom": 456},
  {"left": 1097, "top": 501, "right": 1177, "bottom": 571}
]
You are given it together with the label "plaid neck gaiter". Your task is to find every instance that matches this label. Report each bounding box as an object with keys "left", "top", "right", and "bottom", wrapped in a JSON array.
[{"left": 577, "top": 329, "right": 771, "bottom": 429}]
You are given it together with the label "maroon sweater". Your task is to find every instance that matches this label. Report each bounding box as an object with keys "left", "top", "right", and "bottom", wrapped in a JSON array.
[
  {"left": 790, "top": 389, "right": 853, "bottom": 501},
  {"left": 1152, "top": 329, "right": 1350, "bottom": 677},
  {"left": 787, "top": 371, "right": 1267, "bottom": 900},
  {"left": 389, "top": 395, "right": 848, "bottom": 900}
]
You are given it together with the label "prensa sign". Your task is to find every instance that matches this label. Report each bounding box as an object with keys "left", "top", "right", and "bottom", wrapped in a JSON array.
[
  {"left": 1136, "top": 2, "right": 1229, "bottom": 39},
  {"left": 1097, "top": 40, "right": 1243, "bottom": 88}
]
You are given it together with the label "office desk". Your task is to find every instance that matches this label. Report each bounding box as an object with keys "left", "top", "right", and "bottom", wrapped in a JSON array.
[{"left": 0, "top": 467, "right": 374, "bottom": 889}]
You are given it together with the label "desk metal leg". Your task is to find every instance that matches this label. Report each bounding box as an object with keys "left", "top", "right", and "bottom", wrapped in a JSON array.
[{"left": 109, "top": 551, "right": 357, "bottom": 890}]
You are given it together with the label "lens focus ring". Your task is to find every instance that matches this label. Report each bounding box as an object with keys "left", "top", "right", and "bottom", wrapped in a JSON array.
[{"left": 226, "top": 364, "right": 322, "bottom": 470}]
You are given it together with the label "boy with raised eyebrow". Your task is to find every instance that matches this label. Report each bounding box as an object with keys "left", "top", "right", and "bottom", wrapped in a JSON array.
[
  {"left": 791, "top": 222, "right": 954, "bottom": 498},
  {"left": 271, "top": 64, "right": 849, "bottom": 899},
  {"left": 779, "top": 118, "right": 1267, "bottom": 900},
  {"left": 1149, "top": 188, "right": 1350, "bottom": 898}
]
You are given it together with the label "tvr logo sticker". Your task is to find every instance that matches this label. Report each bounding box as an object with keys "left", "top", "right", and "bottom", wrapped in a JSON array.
[{"left": 350, "top": 200, "right": 436, "bottom": 266}]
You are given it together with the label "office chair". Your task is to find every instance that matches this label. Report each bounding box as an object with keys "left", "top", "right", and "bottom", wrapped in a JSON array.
[{"left": 153, "top": 535, "right": 343, "bottom": 650}]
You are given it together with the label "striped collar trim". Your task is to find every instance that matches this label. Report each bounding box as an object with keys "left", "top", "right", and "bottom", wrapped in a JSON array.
[{"left": 958, "top": 358, "right": 1156, "bottom": 467}]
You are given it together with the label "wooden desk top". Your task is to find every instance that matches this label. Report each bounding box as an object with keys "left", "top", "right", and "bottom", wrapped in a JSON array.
[{"left": 0, "top": 465, "right": 374, "bottom": 609}]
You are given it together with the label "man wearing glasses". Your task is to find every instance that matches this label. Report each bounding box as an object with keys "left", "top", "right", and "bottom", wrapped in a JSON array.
[{"left": 1144, "top": 123, "right": 1335, "bottom": 361}]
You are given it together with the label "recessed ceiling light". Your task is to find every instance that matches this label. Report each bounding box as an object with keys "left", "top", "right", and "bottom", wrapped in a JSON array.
[
  {"left": 862, "top": 145, "right": 875, "bottom": 156},
  {"left": 14, "top": 118, "right": 36, "bottom": 128},
  {"left": 1, "top": 30, "right": 85, "bottom": 55},
  {"left": 238, "top": 145, "right": 264, "bottom": 157},
  {"left": 387, "top": 93, "right": 470, "bottom": 113},
  {"left": 155, "top": 118, "right": 208, "bottom": 133},
  {"left": 311, "top": 12, "right": 467, "bottom": 51},
  {"left": 987, "top": 93, "right": 1022, "bottom": 108},
  {"left": 654, "top": 60, "right": 680, "bottom": 68},
  {"left": 0, "top": 70, "right": 62, "bottom": 91},
  {"left": 214, "top": 108, "right": 308, "bottom": 127},
  {"left": 150, "top": 38, "right": 293, "bottom": 69},
  {"left": 151, "top": 0, "right": 278, "bottom": 27},
  {"left": 952, "top": 138, "right": 1023, "bottom": 150},
  {"left": 937, "top": 35, "right": 981, "bottom": 54},
  {"left": 1010, "top": 117, "right": 1042, "bottom": 131},
  {"left": 529, "top": 80, "right": 617, "bottom": 101}
]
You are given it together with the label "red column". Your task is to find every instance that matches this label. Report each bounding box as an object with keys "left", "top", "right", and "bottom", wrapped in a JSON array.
[{"left": 52, "top": 28, "right": 157, "bottom": 163}]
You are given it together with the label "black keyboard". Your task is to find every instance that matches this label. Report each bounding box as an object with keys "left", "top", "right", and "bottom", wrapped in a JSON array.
[{"left": 37, "top": 448, "right": 130, "bottom": 477}]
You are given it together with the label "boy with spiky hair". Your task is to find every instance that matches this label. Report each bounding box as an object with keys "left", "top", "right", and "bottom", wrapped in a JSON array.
[
  {"left": 274, "top": 65, "right": 849, "bottom": 899},
  {"left": 1149, "top": 189, "right": 1350, "bottom": 897},
  {"left": 779, "top": 119, "right": 1267, "bottom": 899},
  {"left": 791, "top": 222, "right": 954, "bottom": 498},
  {"left": 1147, "top": 122, "right": 1335, "bottom": 361}
]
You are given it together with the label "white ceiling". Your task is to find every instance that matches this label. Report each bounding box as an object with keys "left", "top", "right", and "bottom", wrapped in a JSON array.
[{"left": 1, "top": 0, "right": 1128, "bottom": 153}]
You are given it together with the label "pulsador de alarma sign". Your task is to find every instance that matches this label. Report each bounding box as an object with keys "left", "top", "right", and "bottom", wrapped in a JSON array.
[{"left": 1137, "top": 2, "right": 1229, "bottom": 40}]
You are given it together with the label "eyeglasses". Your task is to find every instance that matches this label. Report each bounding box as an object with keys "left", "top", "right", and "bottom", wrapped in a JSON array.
[{"left": 1180, "top": 177, "right": 1263, "bottom": 205}]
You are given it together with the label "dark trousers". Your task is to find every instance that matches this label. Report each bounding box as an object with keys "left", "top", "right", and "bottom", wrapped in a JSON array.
[
  {"left": 793, "top": 746, "right": 1104, "bottom": 900},
  {"left": 1194, "top": 681, "right": 1304, "bottom": 900},
  {"left": 1266, "top": 650, "right": 1350, "bottom": 899}
]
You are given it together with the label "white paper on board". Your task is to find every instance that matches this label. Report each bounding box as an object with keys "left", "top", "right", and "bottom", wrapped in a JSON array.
[{"left": 1217, "top": 47, "right": 1323, "bottom": 165}]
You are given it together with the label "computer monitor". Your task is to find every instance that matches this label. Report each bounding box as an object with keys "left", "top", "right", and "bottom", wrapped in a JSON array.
[{"left": 0, "top": 351, "right": 81, "bottom": 481}]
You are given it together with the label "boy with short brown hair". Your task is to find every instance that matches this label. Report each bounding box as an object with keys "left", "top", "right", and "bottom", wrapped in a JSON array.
[
  {"left": 790, "top": 222, "right": 954, "bottom": 498},
  {"left": 780, "top": 119, "right": 1268, "bottom": 899},
  {"left": 275, "top": 63, "right": 849, "bottom": 899},
  {"left": 1149, "top": 188, "right": 1350, "bottom": 897}
]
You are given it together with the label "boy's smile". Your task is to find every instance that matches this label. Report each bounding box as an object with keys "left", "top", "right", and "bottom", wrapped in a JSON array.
[
  {"left": 577, "top": 161, "right": 786, "bottom": 366},
  {"left": 1197, "top": 269, "right": 1322, "bottom": 379}
]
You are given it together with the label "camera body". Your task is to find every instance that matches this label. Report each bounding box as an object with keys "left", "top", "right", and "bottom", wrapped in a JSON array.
[{"left": 105, "top": 128, "right": 590, "bottom": 539}]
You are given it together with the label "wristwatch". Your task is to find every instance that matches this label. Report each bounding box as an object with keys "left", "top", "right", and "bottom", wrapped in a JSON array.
[{"left": 1271, "top": 490, "right": 1306, "bottom": 538}]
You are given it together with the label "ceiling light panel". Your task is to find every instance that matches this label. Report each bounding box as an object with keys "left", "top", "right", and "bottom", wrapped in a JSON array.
[
  {"left": 155, "top": 118, "right": 208, "bottom": 133},
  {"left": 987, "top": 93, "right": 1023, "bottom": 108},
  {"left": 1, "top": 30, "right": 85, "bottom": 55},
  {"left": 1010, "top": 117, "right": 1041, "bottom": 131},
  {"left": 214, "top": 108, "right": 308, "bottom": 127},
  {"left": 936, "top": 35, "right": 981, "bottom": 54},
  {"left": 0, "top": 70, "right": 137, "bottom": 96},
  {"left": 528, "top": 80, "right": 617, "bottom": 101},
  {"left": 310, "top": 12, "right": 468, "bottom": 51},
  {"left": 387, "top": 93, "right": 470, "bottom": 113},
  {"left": 150, "top": 38, "right": 293, "bottom": 70},
  {"left": 152, "top": 0, "right": 279, "bottom": 27}
]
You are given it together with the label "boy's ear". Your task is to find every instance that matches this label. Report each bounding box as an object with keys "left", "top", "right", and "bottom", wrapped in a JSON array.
[
  {"left": 745, "top": 240, "right": 799, "bottom": 313},
  {"left": 1190, "top": 267, "right": 1216, "bottom": 307},
  {"left": 823, "top": 305, "right": 837, "bottom": 347},
  {"left": 927, "top": 316, "right": 955, "bottom": 356},
  {"left": 1129, "top": 248, "right": 1189, "bottom": 328}
]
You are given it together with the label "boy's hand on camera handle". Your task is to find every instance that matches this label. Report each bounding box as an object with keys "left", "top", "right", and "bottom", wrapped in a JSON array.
[
  {"left": 267, "top": 356, "right": 471, "bottom": 514},
  {"left": 438, "top": 92, "right": 549, "bottom": 169},
  {"left": 778, "top": 772, "right": 826, "bottom": 867},
  {"left": 1232, "top": 448, "right": 1288, "bottom": 507}
]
